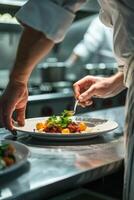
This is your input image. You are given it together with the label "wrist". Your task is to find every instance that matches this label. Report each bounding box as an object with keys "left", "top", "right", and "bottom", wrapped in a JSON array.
[
  {"left": 9, "top": 70, "right": 29, "bottom": 85},
  {"left": 5, "top": 79, "right": 27, "bottom": 98},
  {"left": 111, "top": 71, "right": 126, "bottom": 91},
  {"left": 9, "top": 62, "right": 31, "bottom": 84},
  {"left": 113, "top": 71, "right": 124, "bottom": 84}
]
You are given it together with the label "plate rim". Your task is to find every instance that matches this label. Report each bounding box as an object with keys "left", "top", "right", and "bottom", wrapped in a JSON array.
[{"left": 13, "top": 116, "right": 118, "bottom": 140}]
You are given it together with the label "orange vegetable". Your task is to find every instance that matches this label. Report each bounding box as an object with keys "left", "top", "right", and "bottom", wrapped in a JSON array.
[
  {"left": 78, "top": 122, "right": 87, "bottom": 131},
  {"left": 36, "top": 122, "right": 45, "bottom": 130}
]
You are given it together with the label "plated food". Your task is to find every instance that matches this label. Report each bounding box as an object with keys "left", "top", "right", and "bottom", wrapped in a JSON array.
[
  {"left": 35, "top": 110, "right": 89, "bottom": 134},
  {"left": 14, "top": 114, "right": 118, "bottom": 141},
  {"left": 0, "top": 143, "right": 16, "bottom": 170},
  {"left": 0, "top": 140, "right": 30, "bottom": 176}
]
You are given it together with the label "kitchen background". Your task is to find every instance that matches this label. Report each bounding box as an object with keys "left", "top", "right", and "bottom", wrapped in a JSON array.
[{"left": 0, "top": 0, "right": 127, "bottom": 118}]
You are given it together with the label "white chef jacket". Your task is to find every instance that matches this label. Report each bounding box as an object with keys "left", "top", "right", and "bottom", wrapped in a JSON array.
[
  {"left": 98, "top": 0, "right": 134, "bottom": 87},
  {"left": 73, "top": 16, "right": 113, "bottom": 60},
  {"left": 16, "top": 0, "right": 134, "bottom": 87}
]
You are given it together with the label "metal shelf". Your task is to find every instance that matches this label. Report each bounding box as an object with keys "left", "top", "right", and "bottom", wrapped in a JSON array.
[
  {"left": 0, "top": 0, "right": 26, "bottom": 16},
  {"left": 0, "top": 1, "right": 24, "bottom": 31},
  {"left": 0, "top": 22, "right": 22, "bottom": 32},
  {"left": 0, "top": 0, "right": 26, "bottom": 6}
]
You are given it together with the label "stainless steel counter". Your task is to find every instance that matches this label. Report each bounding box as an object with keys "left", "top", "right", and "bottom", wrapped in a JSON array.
[{"left": 0, "top": 106, "right": 125, "bottom": 200}]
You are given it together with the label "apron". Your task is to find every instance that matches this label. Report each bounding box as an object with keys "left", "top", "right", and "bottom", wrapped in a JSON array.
[
  {"left": 98, "top": 1, "right": 134, "bottom": 199},
  {"left": 123, "top": 59, "right": 134, "bottom": 200}
]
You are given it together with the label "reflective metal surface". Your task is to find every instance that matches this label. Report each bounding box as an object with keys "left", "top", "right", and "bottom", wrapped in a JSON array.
[{"left": 0, "top": 107, "right": 125, "bottom": 200}]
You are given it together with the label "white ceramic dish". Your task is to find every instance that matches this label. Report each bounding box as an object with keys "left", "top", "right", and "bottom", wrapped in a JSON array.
[
  {"left": 14, "top": 116, "right": 118, "bottom": 141},
  {"left": 0, "top": 140, "right": 30, "bottom": 176}
]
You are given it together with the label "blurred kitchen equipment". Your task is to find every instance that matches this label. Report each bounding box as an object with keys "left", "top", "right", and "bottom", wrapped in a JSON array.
[
  {"left": 28, "top": 82, "right": 53, "bottom": 95},
  {"left": 28, "top": 78, "right": 73, "bottom": 96},
  {"left": 85, "top": 63, "right": 118, "bottom": 77},
  {"left": 38, "top": 58, "right": 69, "bottom": 83},
  {"left": 0, "top": 69, "right": 9, "bottom": 88},
  {"left": 51, "top": 81, "right": 72, "bottom": 93},
  {"left": 39, "top": 81, "right": 72, "bottom": 94}
]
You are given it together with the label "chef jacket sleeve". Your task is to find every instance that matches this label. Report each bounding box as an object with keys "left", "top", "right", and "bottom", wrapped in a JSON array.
[{"left": 16, "top": 0, "right": 86, "bottom": 43}]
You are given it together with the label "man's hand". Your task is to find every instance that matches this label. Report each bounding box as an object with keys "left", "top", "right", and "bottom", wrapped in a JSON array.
[
  {"left": 0, "top": 26, "right": 54, "bottom": 130},
  {"left": 0, "top": 81, "right": 28, "bottom": 130},
  {"left": 73, "top": 72, "right": 125, "bottom": 107}
]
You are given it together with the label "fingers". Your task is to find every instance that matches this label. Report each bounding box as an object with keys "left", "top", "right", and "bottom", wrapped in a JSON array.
[
  {"left": 73, "top": 83, "right": 80, "bottom": 98},
  {"left": 1, "top": 105, "right": 26, "bottom": 130},
  {"left": 78, "top": 85, "right": 97, "bottom": 107},
  {"left": 16, "top": 106, "right": 26, "bottom": 126},
  {"left": 78, "top": 85, "right": 97, "bottom": 103},
  {"left": 0, "top": 84, "right": 28, "bottom": 130},
  {"left": 1, "top": 104, "right": 26, "bottom": 130},
  {"left": 73, "top": 76, "right": 98, "bottom": 108},
  {"left": 78, "top": 99, "right": 93, "bottom": 107},
  {"left": 73, "top": 76, "right": 112, "bottom": 108},
  {"left": 1, "top": 103, "right": 15, "bottom": 130},
  {"left": 73, "top": 76, "right": 96, "bottom": 99}
]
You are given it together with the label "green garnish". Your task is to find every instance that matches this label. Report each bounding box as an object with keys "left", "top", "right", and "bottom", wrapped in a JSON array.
[{"left": 47, "top": 110, "right": 73, "bottom": 128}]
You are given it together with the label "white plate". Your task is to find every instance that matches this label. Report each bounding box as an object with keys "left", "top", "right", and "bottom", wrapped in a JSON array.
[
  {"left": 0, "top": 140, "right": 30, "bottom": 176},
  {"left": 14, "top": 116, "right": 118, "bottom": 141}
]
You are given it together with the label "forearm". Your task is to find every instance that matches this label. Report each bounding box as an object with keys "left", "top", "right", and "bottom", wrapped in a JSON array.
[{"left": 10, "top": 25, "right": 54, "bottom": 84}]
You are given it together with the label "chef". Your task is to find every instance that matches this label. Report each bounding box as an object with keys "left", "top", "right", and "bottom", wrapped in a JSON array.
[
  {"left": 0, "top": 1, "right": 133, "bottom": 199},
  {"left": 66, "top": 15, "right": 115, "bottom": 66}
]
